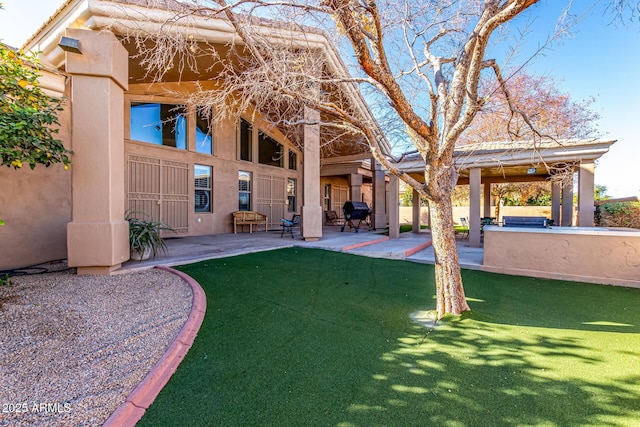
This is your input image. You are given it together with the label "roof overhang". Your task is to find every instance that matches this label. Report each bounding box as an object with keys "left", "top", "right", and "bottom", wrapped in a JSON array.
[
  {"left": 24, "top": 0, "right": 386, "bottom": 158},
  {"left": 399, "top": 138, "right": 616, "bottom": 181}
]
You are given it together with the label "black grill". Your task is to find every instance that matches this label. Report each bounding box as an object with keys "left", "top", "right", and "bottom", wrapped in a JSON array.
[{"left": 341, "top": 201, "right": 372, "bottom": 232}]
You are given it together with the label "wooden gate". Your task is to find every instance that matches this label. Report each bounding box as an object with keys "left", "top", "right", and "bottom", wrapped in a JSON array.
[
  {"left": 256, "top": 174, "right": 286, "bottom": 229},
  {"left": 127, "top": 155, "right": 189, "bottom": 234}
]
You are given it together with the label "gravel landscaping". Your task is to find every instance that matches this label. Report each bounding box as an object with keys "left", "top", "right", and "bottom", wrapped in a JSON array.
[{"left": 0, "top": 268, "right": 192, "bottom": 427}]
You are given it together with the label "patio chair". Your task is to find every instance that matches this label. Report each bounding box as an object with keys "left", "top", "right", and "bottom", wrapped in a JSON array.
[
  {"left": 459, "top": 217, "right": 470, "bottom": 240},
  {"left": 324, "top": 210, "right": 342, "bottom": 226},
  {"left": 280, "top": 214, "right": 300, "bottom": 239}
]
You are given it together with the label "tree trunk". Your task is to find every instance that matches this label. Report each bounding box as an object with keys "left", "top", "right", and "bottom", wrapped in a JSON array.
[
  {"left": 428, "top": 196, "right": 471, "bottom": 319},
  {"left": 494, "top": 197, "right": 501, "bottom": 219}
]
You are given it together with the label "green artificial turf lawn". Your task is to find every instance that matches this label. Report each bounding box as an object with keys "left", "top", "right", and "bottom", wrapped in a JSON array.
[{"left": 139, "top": 248, "right": 640, "bottom": 426}]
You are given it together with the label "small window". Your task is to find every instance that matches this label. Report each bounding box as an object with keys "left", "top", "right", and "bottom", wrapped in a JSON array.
[
  {"left": 195, "top": 106, "right": 213, "bottom": 155},
  {"left": 324, "top": 184, "right": 331, "bottom": 211},
  {"left": 287, "top": 178, "right": 297, "bottom": 212},
  {"left": 239, "top": 171, "right": 251, "bottom": 211},
  {"left": 239, "top": 119, "right": 252, "bottom": 161},
  {"left": 258, "top": 131, "right": 284, "bottom": 168},
  {"left": 195, "top": 165, "right": 212, "bottom": 213},
  {"left": 130, "top": 102, "right": 186, "bottom": 149},
  {"left": 288, "top": 150, "right": 297, "bottom": 170}
]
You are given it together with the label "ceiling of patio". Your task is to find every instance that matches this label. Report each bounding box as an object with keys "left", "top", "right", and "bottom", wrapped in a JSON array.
[{"left": 122, "top": 38, "right": 371, "bottom": 159}]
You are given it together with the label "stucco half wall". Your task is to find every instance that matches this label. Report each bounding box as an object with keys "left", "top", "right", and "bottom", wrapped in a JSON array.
[{"left": 482, "top": 227, "right": 640, "bottom": 288}]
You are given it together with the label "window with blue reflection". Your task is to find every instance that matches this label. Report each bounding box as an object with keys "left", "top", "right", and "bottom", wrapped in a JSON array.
[
  {"left": 195, "top": 107, "right": 213, "bottom": 155},
  {"left": 130, "top": 102, "right": 186, "bottom": 150}
]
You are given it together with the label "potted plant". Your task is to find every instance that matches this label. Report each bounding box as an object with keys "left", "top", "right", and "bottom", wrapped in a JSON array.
[{"left": 126, "top": 211, "right": 175, "bottom": 261}]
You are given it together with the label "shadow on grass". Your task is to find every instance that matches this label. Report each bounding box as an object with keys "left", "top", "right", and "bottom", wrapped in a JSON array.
[
  {"left": 355, "top": 318, "right": 640, "bottom": 426},
  {"left": 139, "top": 248, "right": 640, "bottom": 426}
]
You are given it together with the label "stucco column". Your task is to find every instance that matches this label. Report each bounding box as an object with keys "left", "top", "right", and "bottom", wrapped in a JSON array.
[
  {"left": 551, "top": 183, "right": 561, "bottom": 225},
  {"left": 65, "top": 29, "right": 129, "bottom": 275},
  {"left": 302, "top": 107, "right": 322, "bottom": 241},
  {"left": 371, "top": 159, "right": 387, "bottom": 230},
  {"left": 483, "top": 183, "right": 492, "bottom": 217},
  {"left": 562, "top": 185, "right": 574, "bottom": 226},
  {"left": 577, "top": 162, "right": 595, "bottom": 227},
  {"left": 349, "top": 173, "right": 363, "bottom": 203},
  {"left": 469, "top": 168, "right": 482, "bottom": 247},
  {"left": 389, "top": 175, "right": 400, "bottom": 238},
  {"left": 412, "top": 188, "right": 421, "bottom": 233}
]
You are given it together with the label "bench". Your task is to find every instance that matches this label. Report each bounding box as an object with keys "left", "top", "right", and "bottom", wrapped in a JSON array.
[
  {"left": 502, "top": 216, "right": 550, "bottom": 228},
  {"left": 232, "top": 211, "right": 268, "bottom": 233}
]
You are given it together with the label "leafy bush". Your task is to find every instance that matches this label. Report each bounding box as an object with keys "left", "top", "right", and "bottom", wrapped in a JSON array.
[
  {"left": 0, "top": 273, "right": 12, "bottom": 286},
  {"left": 595, "top": 202, "right": 640, "bottom": 229},
  {"left": 0, "top": 44, "right": 71, "bottom": 169},
  {"left": 126, "top": 211, "right": 175, "bottom": 259}
]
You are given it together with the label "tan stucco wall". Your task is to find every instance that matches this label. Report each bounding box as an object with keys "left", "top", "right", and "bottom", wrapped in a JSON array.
[
  {"left": 125, "top": 83, "right": 303, "bottom": 235},
  {"left": 319, "top": 177, "right": 373, "bottom": 204},
  {"left": 0, "top": 91, "right": 72, "bottom": 270},
  {"left": 65, "top": 29, "right": 130, "bottom": 274},
  {"left": 483, "top": 227, "right": 640, "bottom": 287}
]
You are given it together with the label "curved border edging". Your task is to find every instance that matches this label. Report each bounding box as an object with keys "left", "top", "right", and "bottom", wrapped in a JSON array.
[
  {"left": 405, "top": 240, "right": 432, "bottom": 258},
  {"left": 103, "top": 266, "right": 206, "bottom": 427}
]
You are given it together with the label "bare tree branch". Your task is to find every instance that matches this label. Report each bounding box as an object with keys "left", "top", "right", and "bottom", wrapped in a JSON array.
[{"left": 117, "top": 0, "right": 592, "bottom": 319}]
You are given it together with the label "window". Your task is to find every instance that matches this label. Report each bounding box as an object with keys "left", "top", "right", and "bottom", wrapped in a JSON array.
[
  {"left": 130, "top": 102, "right": 186, "bottom": 149},
  {"left": 194, "top": 165, "right": 212, "bottom": 213},
  {"left": 238, "top": 171, "right": 251, "bottom": 211},
  {"left": 258, "top": 131, "right": 284, "bottom": 168},
  {"left": 287, "top": 178, "right": 297, "bottom": 212},
  {"left": 324, "top": 184, "right": 331, "bottom": 211},
  {"left": 195, "top": 106, "right": 213, "bottom": 155},
  {"left": 239, "top": 119, "right": 252, "bottom": 161},
  {"left": 288, "top": 150, "right": 297, "bottom": 170}
]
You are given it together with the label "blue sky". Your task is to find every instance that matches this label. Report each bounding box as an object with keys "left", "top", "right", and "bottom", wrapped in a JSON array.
[
  {"left": 511, "top": 1, "right": 640, "bottom": 198},
  {"left": 1, "top": 0, "right": 637, "bottom": 197}
]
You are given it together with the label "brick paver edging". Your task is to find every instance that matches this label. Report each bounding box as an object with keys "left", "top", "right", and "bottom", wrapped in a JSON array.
[
  {"left": 342, "top": 236, "right": 390, "bottom": 251},
  {"left": 103, "top": 266, "right": 206, "bottom": 427},
  {"left": 405, "top": 241, "right": 432, "bottom": 258}
]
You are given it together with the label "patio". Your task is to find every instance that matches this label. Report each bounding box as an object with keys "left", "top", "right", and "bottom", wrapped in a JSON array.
[{"left": 117, "top": 226, "right": 485, "bottom": 273}]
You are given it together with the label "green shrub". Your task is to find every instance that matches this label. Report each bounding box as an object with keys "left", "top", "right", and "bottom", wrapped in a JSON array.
[
  {"left": 595, "top": 201, "right": 640, "bottom": 229},
  {"left": 0, "top": 44, "right": 72, "bottom": 169},
  {"left": 126, "top": 211, "right": 175, "bottom": 259}
]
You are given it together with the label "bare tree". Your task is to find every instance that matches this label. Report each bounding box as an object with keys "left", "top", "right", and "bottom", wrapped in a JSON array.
[
  {"left": 461, "top": 71, "right": 601, "bottom": 144},
  {"left": 461, "top": 70, "right": 601, "bottom": 208},
  {"left": 607, "top": 0, "right": 640, "bottom": 21},
  {"left": 121, "top": 0, "right": 573, "bottom": 319}
]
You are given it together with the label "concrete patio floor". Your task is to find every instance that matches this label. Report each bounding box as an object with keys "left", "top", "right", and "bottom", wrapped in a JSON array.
[{"left": 117, "top": 226, "right": 484, "bottom": 273}]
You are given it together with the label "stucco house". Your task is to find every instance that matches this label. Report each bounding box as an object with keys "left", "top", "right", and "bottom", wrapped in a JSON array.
[{"left": 0, "top": 0, "right": 389, "bottom": 274}]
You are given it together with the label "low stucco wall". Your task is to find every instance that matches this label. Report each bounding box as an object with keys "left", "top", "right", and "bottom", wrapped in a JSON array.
[
  {"left": 0, "top": 162, "right": 72, "bottom": 270},
  {"left": 482, "top": 227, "right": 640, "bottom": 287}
]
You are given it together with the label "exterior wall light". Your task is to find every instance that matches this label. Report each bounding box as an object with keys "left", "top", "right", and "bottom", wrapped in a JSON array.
[{"left": 58, "top": 36, "right": 82, "bottom": 54}]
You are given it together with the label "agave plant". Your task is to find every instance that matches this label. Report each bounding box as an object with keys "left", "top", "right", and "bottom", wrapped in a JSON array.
[{"left": 126, "top": 211, "right": 175, "bottom": 260}]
